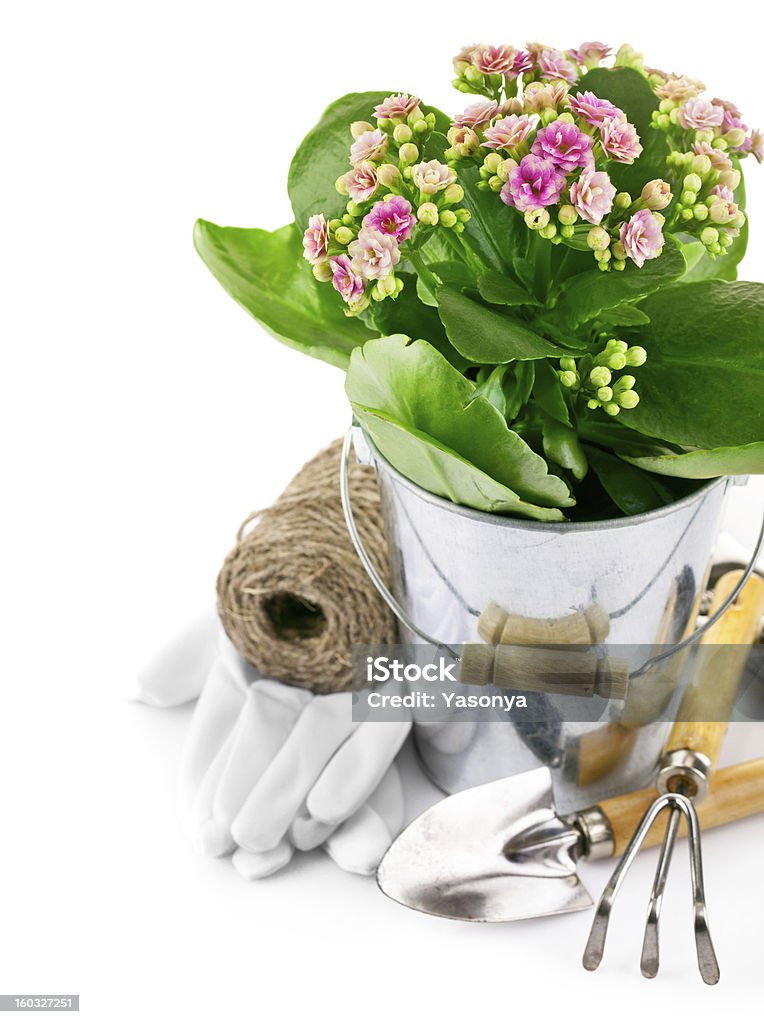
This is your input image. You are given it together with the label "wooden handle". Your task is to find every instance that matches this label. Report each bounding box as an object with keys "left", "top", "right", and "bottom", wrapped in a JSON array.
[
  {"left": 600, "top": 756, "right": 764, "bottom": 857},
  {"left": 459, "top": 642, "right": 629, "bottom": 699},
  {"left": 666, "top": 571, "right": 764, "bottom": 769},
  {"left": 477, "top": 602, "right": 610, "bottom": 647}
]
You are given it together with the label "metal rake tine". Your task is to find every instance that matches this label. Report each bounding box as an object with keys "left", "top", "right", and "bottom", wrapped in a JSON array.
[
  {"left": 640, "top": 804, "right": 682, "bottom": 979},
  {"left": 676, "top": 793, "right": 721, "bottom": 985},
  {"left": 582, "top": 793, "right": 675, "bottom": 972}
]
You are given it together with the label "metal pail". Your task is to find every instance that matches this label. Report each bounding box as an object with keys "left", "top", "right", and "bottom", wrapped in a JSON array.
[{"left": 351, "top": 430, "right": 732, "bottom": 813}]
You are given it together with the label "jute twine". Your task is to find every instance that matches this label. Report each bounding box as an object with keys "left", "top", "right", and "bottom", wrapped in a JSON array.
[{"left": 216, "top": 439, "right": 398, "bottom": 694}]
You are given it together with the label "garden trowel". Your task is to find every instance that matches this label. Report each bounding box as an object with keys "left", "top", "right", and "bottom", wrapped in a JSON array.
[{"left": 377, "top": 756, "right": 764, "bottom": 922}]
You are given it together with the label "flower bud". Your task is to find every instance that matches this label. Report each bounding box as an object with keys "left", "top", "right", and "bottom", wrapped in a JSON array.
[
  {"left": 557, "top": 112, "right": 575, "bottom": 124},
  {"left": 655, "top": 113, "right": 671, "bottom": 130},
  {"left": 618, "top": 390, "right": 640, "bottom": 409},
  {"left": 440, "top": 209, "right": 458, "bottom": 228},
  {"left": 640, "top": 179, "right": 673, "bottom": 211},
  {"left": 346, "top": 201, "right": 363, "bottom": 216},
  {"left": 615, "top": 192, "right": 632, "bottom": 209},
  {"left": 718, "top": 168, "right": 741, "bottom": 191},
  {"left": 312, "top": 260, "right": 332, "bottom": 282},
  {"left": 393, "top": 124, "right": 413, "bottom": 144},
  {"left": 328, "top": 218, "right": 342, "bottom": 231},
  {"left": 488, "top": 175, "right": 503, "bottom": 192},
  {"left": 377, "top": 163, "right": 401, "bottom": 187},
  {"left": 540, "top": 107, "right": 558, "bottom": 126},
  {"left": 539, "top": 223, "right": 558, "bottom": 240},
  {"left": 525, "top": 208, "right": 551, "bottom": 230},
  {"left": 691, "top": 154, "right": 712, "bottom": 176},
  {"left": 611, "top": 241, "right": 626, "bottom": 261},
  {"left": 558, "top": 204, "right": 578, "bottom": 225},
  {"left": 683, "top": 172, "right": 703, "bottom": 193},
  {"left": 609, "top": 353, "right": 627, "bottom": 370},
  {"left": 417, "top": 202, "right": 439, "bottom": 225},
  {"left": 590, "top": 366, "right": 612, "bottom": 387},
  {"left": 444, "top": 183, "right": 464, "bottom": 204},
  {"left": 603, "top": 402, "right": 621, "bottom": 416},
  {"left": 587, "top": 226, "right": 610, "bottom": 250},
  {"left": 455, "top": 208, "right": 472, "bottom": 223},
  {"left": 425, "top": 113, "right": 436, "bottom": 131},
  {"left": 351, "top": 120, "right": 375, "bottom": 139},
  {"left": 693, "top": 203, "right": 708, "bottom": 221},
  {"left": 614, "top": 374, "right": 636, "bottom": 391},
  {"left": 725, "top": 127, "right": 746, "bottom": 148},
  {"left": 483, "top": 152, "right": 503, "bottom": 174},
  {"left": 374, "top": 276, "right": 398, "bottom": 299},
  {"left": 334, "top": 226, "right": 354, "bottom": 245},
  {"left": 561, "top": 224, "right": 575, "bottom": 238},
  {"left": 499, "top": 158, "right": 518, "bottom": 182},
  {"left": 614, "top": 44, "right": 644, "bottom": 71},
  {"left": 625, "top": 346, "right": 647, "bottom": 367},
  {"left": 595, "top": 247, "right": 611, "bottom": 262},
  {"left": 412, "top": 119, "right": 428, "bottom": 135},
  {"left": 700, "top": 226, "right": 719, "bottom": 246},
  {"left": 597, "top": 386, "right": 613, "bottom": 402},
  {"left": 398, "top": 143, "right": 419, "bottom": 164},
  {"left": 559, "top": 370, "right": 578, "bottom": 388},
  {"left": 464, "top": 66, "right": 483, "bottom": 86},
  {"left": 560, "top": 357, "right": 577, "bottom": 372},
  {"left": 335, "top": 175, "right": 350, "bottom": 196},
  {"left": 447, "top": 124, "right": 480, "bottom": 156},
  {"left": 681, "top": 190, "right": 697, "bottom": 206},
  {"left": 587, "top": 399, "right": 600, "bottom": 409}
]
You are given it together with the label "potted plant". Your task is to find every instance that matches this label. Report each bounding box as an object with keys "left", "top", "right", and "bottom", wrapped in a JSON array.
[{"left": 195, "top": 43, "right": 764, "bottom": 801}]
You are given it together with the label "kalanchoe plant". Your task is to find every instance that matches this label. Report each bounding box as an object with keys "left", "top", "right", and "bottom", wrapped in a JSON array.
[{"left": 195, "top": 43, "right": 764, "bottom": 522}]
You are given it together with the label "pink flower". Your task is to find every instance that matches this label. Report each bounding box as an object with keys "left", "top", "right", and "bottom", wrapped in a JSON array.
[
  {"left": 712, "top": 97, "right": 742, "bottom": 118},
  {"left": 569, "top": 166, "right": 616, "bottom": 224},
  {"left": 329, "top": 255, "right": 365, "bottom": 304},
  {"left": 537, "top": 48, "right": 579, "bottom": 84},
  {"left": 600, "top": 117, "right": 643, "bottom": 163},
  {"left": 710, "top": 184, "right": 735, "bottom": 203},
  {"left": 570, "top": 41, "right": 611, "bottom": 67},
  {"left": 483, "top": 114, "right": 537, "bottom": 150},
  {"left": 348, "top": 227, "right": 400, "bottom": 281},
  {"left": 748, "top": 130, "right": 764, "bottom": 164},
  {"left": 532, "top": 119, "right": 594, "bottom": 173},
  {"left": 619, "top": 210, "right": 664, "bottom": 267},
  {"left": 498, "top": 97, "right": 523, "bottom": 116},
  {"left": 501, "top": 155, "right": 566, "bottom": 212},
  {"left": 692, "top": 141, "right": 732, "bottom": 170},
  {"left": 512, "top": 50, "right": 533, "bottom": 76},
  {"left": 373, "top": 93, "right": 420, "bottom": 121},
  {"left": 678, "top": 97, "right": 724, "bottom": 130},
  {"left": 350, "top": 128, "right": 388, "bottom": 164},
  {"left": 412, "top": 159, "right": 457, "bottom": 194},
  {"left": 339, "top": 161, "right": 378, "bottom": 203},
  {"left": 655, "top": 75, "right": 704, "bottom": 102},
  {"left": 569, "top": 91, "right": 623, "bottom": 127},
  {"left": 453, "top": 44, "right": 479, "bottom": 74},
  {"left": 474, "top": 44, "right": 517, "bottom": 76},
  {"left": 453, "top": 99, "right": 499, "bottom": 127},
  {"left": 302, "top": 214, "right": 330, "bottom": 264},
  {"left": 363, "top": 197, "right": 416, "bottom": 242}
]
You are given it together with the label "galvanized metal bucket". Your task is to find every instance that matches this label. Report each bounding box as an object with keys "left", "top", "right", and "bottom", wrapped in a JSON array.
[{"left": 343, "top": 428, "right": 736, "bottom": 813}]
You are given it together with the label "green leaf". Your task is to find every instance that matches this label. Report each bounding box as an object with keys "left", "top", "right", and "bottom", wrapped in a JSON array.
[
  {"left": 472, "top": 365, "right": 508, "bottom": 417},
  {"left": 598, "top": 304, "right": 651, "bottom": 326},
  {"left": 504, "top": 361, "right": 535, "bottom": 420},
  {"left": 532, "top": 359, "right": 571, "bottom": 425},
  {"left": 429, "top": 261, "right": 477, "bottom": 291},
  {"left": 585, "top": 446, "right": 675, "bottom": 515},
  {"left": 351, "top": 406, "right": 565, "bottom": 520},
  {"left": 287, "top": 93, "right": 450, "bottom": 225},
  {"left": 623, "top": 280, "right": 764, "bottom": 448},
  {"left": 345, "top": 335, "right": 573, "bottom": 508},
  {"left": 542, "top": 415, "right": 588, "bottom": 481},
  {"left": 477, "top": 270, "right": 541, "bottom": 307},
  {"left": 193, "top": 220, "right": 372, "bottom": 369},
  {"left": 438, "top": 287, "right": 567, "bottom": 363},
  {"left": 622, "top": 442, "right": 764, "bottom": 478},
  {"left": 581, "top": 67, "right": 668, "bottom": 194},
  {"left": 553, "top": 236, "right": 685, "bottom": 327},
  {"left": 457, "top": 160, "right": 528, "bottom": 274},
  {"left": 370, "top": 273, "right": 469, "bottom": 371}
]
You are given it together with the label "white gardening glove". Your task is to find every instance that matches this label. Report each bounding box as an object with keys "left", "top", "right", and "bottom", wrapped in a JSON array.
[{"left": 137, "top": 612, "right": 410, "bottom": 876}]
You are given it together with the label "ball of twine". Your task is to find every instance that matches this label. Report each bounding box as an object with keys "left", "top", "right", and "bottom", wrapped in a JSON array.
[{"left": 216, "top": 439, "right": 398, "bottom": 694}]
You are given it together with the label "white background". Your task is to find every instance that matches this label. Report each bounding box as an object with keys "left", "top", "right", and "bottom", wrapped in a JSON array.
[{"left": 2, "top": 2, "right": 764, "bottom": 1020}]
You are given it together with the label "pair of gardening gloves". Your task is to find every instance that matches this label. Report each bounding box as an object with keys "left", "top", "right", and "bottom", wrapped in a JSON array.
[{"left": 136, "top": 611, "right": 411, "bottom": 879}]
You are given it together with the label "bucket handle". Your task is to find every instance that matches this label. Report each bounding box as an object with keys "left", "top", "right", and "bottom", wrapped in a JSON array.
[{"left": 340, "top": 427, "right": 764, "bottom": 677}]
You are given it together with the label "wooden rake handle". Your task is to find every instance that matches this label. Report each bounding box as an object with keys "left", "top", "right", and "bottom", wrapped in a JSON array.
[
  {"left": 666, "top": 571, "right": 764, "bottom": 772},
  {"left": 599, "top": 756, "right": 764, "bottom": 857}
]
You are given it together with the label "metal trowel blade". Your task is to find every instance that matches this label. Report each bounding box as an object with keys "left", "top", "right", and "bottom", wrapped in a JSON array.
[{"left": 377, "top": 767, "right": 593, "bottom": 922}]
